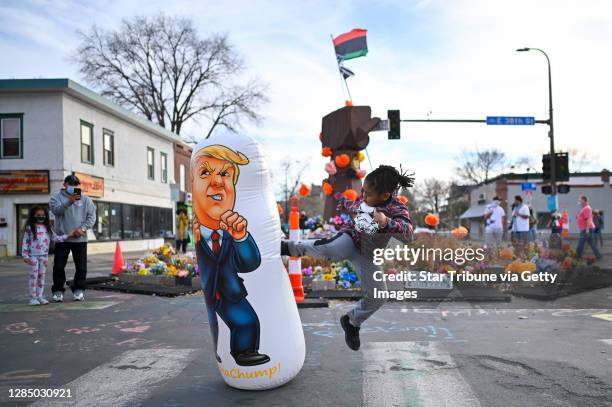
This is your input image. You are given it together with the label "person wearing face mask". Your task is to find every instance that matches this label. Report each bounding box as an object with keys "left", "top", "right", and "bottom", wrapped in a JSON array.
[
  {"left": 21, "top": 206, "right": 73, "bottom": 305},
  {"left": 484, "top": 196, "right": 505, "bottom": 249},
  {"left": 49, "top": 175, "right": 97, "bottom": 302}
]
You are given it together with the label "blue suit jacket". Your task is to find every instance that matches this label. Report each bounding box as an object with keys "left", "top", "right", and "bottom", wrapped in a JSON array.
[
  {"left": 197, "top": 231, "right": 261, "bottom": 357},
  {"left": 196, "top": 232, "right": 261, "bottom": 308}
]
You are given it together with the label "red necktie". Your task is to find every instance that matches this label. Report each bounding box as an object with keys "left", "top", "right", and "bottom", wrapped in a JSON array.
[
  {"left": 211, "top": 231, "right": 220, "bottom": 256},
  {"left": 211, "top": 231, "right": 221, "bottom": 301}
]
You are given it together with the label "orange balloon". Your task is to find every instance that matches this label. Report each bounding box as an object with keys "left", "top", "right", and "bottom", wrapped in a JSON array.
[
  {"left": 397, "top": 195, "right": 409, "bottom": 205},
  {"left": 321, "top": 146, "right": 333, "bottom": 157},
  {"left": 451, "top": 226, "right": 468, "bottom": 239},
  {"left": 298, "top": 183, "right": 311, "bottom": 197},
  {"left": 322, "top": 181, "right": 334, "bottom": 196},
  {"left": 342, "top": 189, "right": 359, "bottom": 201},
  {"left": 424, "top": 213, "right": 439, "bottom": 227},
  {"left": 335, "top": 154, "right": 351, "bottom": 168}
]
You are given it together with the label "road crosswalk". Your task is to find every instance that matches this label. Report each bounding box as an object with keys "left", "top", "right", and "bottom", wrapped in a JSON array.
[{"left": 363, "top": 341, "right": 481, "bottom": 407}]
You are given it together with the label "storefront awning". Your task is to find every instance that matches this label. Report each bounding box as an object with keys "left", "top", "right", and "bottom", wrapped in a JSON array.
[{"left": 459, "top": 204, "right": 487, "bottom": 219}]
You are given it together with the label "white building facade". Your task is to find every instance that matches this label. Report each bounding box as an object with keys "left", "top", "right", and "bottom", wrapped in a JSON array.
[
  {"left": 0, "top": 79, "right": 180, "bottom": 256},
  {"left": 460, "top": 171, "right": 611, "bottom": 240}
]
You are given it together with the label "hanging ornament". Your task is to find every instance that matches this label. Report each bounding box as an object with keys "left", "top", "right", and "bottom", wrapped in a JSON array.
[
  {"left": 298, "top": 183, "right": 311, "bottom": 197},
  {"left": 342, "top": 189, "right": 359, "bottom": 201},
  {"left": 335, "top": 154, "right": 351, "bottom": 168},
  {"left": 321, "top": 146, "right": 333, "bottom": 157},
  {"left": 424, "top": 213, "right": 440, "bottom": 227},
  {"left": 324, "top": 162, "right": 337, "bottom": 175},
  {"left": 397, "top": 195, "right": 409, "bottom": 205},
  {"left": 322, "top": 181, "right": 334, "bottom": 196}
]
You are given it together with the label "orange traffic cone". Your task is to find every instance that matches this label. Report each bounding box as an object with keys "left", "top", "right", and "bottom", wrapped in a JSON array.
[
  {"left": 288, "top": 196, "right": 304, "bottom": 303},
  {"left": 112, "top": 242, "right": 125, "bottom": 275},
  {"left": 561, "top": 209, "right": 570, "bottom": 238}
]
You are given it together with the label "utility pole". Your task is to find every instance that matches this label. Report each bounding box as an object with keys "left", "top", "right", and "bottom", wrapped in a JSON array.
[{"left": 517, "top": 47, "right": 556, "bottom": 208}]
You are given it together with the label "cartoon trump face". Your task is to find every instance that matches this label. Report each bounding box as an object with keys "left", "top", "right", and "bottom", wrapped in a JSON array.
[
  {"left": 191, "top": 145, "right": 250, "bottom": 241},
  {"left": 191, "top": 144, "right": 269, "bottom": 367}
]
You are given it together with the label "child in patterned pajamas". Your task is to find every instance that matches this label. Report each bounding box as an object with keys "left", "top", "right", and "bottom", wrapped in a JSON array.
[
  {"left": 22, "top": 206, "right": 72, "bottom": 306},
  {"left": 283, "top": 165, "right": 414, "bottom": 351}
]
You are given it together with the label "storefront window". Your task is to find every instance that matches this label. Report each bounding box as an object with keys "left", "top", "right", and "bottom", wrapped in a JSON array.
[
  {"left": 159, "top": 207, "right": 173, "bottom": 238},
  {"left": 85, "top": 202, "right": 171, "bottom": 241},
  {"left": 94, "top": 202, "right": 111, "bottom": 241},
  {"left": 143, "top": 206, "right": 158, "bottom": 238},
  {"left": 110, "top": 203, "right": 122, "bottom": 240}
]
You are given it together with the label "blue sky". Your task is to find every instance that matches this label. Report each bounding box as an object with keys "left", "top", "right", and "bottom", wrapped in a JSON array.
[{"left": 1, "top": 0, "right": 611, "bottom": 192}]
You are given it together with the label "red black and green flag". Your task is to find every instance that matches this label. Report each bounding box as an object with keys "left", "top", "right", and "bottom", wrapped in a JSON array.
[{"left": 333, "top": 29, "right": 368, "bottom": 61}]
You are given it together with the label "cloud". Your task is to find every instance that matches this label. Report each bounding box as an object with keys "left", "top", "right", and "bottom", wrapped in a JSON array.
[{"left": 0, "top": 0, "right": 610, "bottom": 196}]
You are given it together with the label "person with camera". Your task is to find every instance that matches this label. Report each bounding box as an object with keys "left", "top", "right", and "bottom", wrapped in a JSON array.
[{"left": 49, "top": 175, "right": 96, "bottom": 302}]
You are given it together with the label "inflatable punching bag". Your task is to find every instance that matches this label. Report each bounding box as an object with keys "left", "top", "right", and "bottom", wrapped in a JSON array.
[{"left": 191, "top": 132, "right": 305, "bottom": 390}]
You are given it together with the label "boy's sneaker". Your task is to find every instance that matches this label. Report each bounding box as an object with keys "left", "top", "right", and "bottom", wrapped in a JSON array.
[
  {"left": 52, "top": 292, "right": 63, "bottom": 302},
  {"left": 340, "top": 314, "right": 360, "bottom": 351},
  {"left": 73, "top": 290, "right": 84, "bottom": 301},
  {"left": 37, "top": 297, "right": 49, "bottom": 305},
  {"left": 29, "top": 298, "right": 41, "bottom": 306}
]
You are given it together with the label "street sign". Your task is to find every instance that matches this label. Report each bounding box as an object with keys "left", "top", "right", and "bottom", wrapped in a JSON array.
[
  {"left": 486, "top": 116, "right": 535, "bottom": 125},
  {"left": 547, "top": 195, "right": 558, "bottom": 212},
  {"left": 521, "top": 182, "right": 537, "bottom": 191}
]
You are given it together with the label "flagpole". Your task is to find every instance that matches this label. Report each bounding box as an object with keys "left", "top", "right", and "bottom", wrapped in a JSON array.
[{"left": 330, "top": 34, "right": 350, "bottom": 103}]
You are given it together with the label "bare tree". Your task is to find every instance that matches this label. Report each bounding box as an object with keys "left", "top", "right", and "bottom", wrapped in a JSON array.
[
  {"left": 278, "top": 158, "right": 308, "bottom": 223},
  {"left": 73, "top": 14, "right": 267, "bottom": 139},
  {"left": 555, "top": 146, "right": 599, "bottom": 172},
  {"left": 455, "top": 148, "right": 508, "bottom": 184},
  {"left": 415, "top": 178, "right": 450, "bottom": 214}
]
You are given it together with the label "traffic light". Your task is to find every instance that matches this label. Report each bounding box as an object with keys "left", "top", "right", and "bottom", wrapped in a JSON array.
[
  {"left": 557, "top": 184, "right": 571, "bottom": 194},
  {"left": 542, "top": 152, "right": 570, "bottom": 182},
  {"left": 542, "top": 154, "right": 551, "bottom": 181},
  {"left": 556, "top": 152, "right": 569, "bottom": 182},
  {"left": 541, "top": 185, "right": 552, "bottom": 195},
  {"left": 388, "top": 110, "right": 400, "bottom": 140}
]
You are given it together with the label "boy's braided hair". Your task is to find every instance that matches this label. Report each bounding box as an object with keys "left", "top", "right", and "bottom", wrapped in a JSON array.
[{"left": 365, "top": 165, "right": 414, "bottom": 194}]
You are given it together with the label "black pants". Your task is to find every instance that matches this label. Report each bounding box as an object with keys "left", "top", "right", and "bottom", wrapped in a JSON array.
[
  {"left": 176, "top": 239, "right": 188, "bottom": 253},
  {"left": 52, "top": 242, "right": 87, "bottom": 293}
]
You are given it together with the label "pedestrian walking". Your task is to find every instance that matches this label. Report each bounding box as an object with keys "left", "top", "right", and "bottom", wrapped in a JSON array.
[
  {"left": 49, "top": 175, "right": 96, "bottom": 302},
  {"left": 528, "top": 206, "right": 538, "bottom": 243},
  {"left": 511, "top": 195, "right": 530, "bottom": 254},
  {"left": 576, "top": 195, "right": 602, "bottom": 259},
  {"left": 549, "top": 212, "right": 562, "bottom": 249},
  {"left": 175, "top": 208, "right": 190, "bottom": 253},
  {"left": 484, "top": 196, "right": 505, "bottom": 249},
  {"left": 593, "top": 209, "right": 604, "bottom": 248},
  {"left": 21, "top": 206, "right": 73, "bottom": 305}
]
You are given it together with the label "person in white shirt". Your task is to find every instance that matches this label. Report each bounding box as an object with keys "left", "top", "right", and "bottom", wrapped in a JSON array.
[
  {"left": 511, "top": 195, "right": 531, "bottom": 252},
  {"left": 484, "top": 196, "right": 505, "bottom": 248}
]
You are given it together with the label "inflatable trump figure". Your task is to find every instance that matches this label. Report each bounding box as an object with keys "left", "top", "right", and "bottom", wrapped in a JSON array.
[{"left": 191, "top": 133, "right": 305, "bottom": 390}]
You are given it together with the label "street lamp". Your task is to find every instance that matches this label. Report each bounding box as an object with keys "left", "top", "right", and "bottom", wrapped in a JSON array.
[{"left": 516, "top": 47, "right": 557, "bottom": 208}]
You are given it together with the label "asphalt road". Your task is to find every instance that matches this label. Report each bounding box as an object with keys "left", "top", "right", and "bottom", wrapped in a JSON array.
[{"left": 0, "top": 255, "right": 611, "bottom": 407}]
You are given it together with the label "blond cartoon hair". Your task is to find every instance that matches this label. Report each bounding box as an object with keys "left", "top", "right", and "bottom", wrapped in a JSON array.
[{"left": 191, "top": 144, "right": 249, "bottom": 185}]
